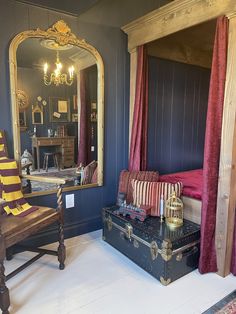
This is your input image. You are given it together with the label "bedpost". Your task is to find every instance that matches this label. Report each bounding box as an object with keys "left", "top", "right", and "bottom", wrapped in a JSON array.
[{"left": 215, "top": 13, "right": 236, "bottom": 277}]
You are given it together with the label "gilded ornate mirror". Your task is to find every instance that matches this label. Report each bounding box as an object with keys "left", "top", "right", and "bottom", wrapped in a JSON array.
[{"left": 9, "top": 20, "right": 104, "bottom": 196}]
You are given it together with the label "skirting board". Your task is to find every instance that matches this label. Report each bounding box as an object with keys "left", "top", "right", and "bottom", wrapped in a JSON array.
[
  {"left": 19, "top": 215, "right": 102, "bottom": 248},
  {"left": 182, "top": 196, "right": 201, "bottom": 225}
]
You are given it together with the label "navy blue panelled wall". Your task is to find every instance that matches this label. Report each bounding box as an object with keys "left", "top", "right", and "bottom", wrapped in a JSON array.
[{"left": 148, "top": 56, "right": 211, "bottom": 174}]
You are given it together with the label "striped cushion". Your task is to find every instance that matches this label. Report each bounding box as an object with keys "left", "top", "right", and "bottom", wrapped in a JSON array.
[
  {"left": 82, "top": 160, "right": 97, "bottom": 185},
  {"left": 91, "top": 166, "right": 98, "bottom": 184},
  {"left": 132, "top": 179, "right": 183, "bottom": 216},
  {"left": 118, "top": 170, "right": 159, "bottom": 204}
]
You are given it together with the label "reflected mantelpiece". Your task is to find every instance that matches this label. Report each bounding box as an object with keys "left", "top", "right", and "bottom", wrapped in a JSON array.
[{"left": 9, "top": 20, "right": 104, "bottom": 196}]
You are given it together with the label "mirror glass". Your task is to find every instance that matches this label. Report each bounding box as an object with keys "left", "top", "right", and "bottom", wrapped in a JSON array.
[{"left": 10, "top": 22, "right": 104, "bottom": 195}]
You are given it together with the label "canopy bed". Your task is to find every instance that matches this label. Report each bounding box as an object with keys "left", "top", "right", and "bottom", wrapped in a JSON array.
[{"left": 122, "top": 0, "right": 236, "bottom": 277}]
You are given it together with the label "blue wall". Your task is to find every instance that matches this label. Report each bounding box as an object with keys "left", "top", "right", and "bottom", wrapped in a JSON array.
[{"left": 148, "top": 56, "right": 210, "bottom": 174}]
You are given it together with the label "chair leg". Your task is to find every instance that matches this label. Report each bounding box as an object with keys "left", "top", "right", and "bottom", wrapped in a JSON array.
[
  {"left": 6, "top": 248, "right": 13, "bottom": 261},
  {"left": 55, "top": 154, "right": 60, "bottom": 171},
  {"left": 43, "top": 155, "right": 46, "bottom": 170},
  {"left": 45, "top": 155, "right": 49, "bottom": 172},
  {"left": 0, "top": 237, "right": 10, "bottom": 314},
  {"left": 57, "top": 221, "right": 66, "bottom": 270},
  {"left": 53, "top": 155, "right": 56, "bottom": 169}
]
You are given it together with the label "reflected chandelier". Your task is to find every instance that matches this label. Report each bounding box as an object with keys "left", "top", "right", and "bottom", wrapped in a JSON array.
[{"left": 43, "top": 51, "right": 75, "bottom": 86}]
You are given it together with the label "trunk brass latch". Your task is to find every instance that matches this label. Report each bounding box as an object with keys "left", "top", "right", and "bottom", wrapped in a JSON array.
[
  {"left": 150, "top": 241, "right": 158, "bottom": 260},
  {"left": 107, "top": 215, "right": 113, "bottom": 231},
  {"left": 125, "top": 223, "right": 133, "bottom": 240}
]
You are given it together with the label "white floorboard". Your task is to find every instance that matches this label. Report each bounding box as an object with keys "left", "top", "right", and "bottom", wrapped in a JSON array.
[{"left": 5, "top": 230, "right": 236, "bottom": 314}]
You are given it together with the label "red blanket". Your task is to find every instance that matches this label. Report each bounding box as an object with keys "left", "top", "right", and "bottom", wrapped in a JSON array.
[{"left": 159, "top": 169, "right": 202, "bottom": 200}]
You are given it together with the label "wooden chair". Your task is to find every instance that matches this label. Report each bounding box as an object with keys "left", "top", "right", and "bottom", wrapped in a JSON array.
[
  {"left": 0, "top": 174, "right": 67, "bottom": 314},
  {"left": 43, "top": 152, "right": 60, "bottom": 172}
]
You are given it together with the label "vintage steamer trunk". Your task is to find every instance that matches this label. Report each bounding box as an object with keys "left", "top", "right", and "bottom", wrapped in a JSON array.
[{"left": 102, "top": 206, "right": 200, "bottom": 285}]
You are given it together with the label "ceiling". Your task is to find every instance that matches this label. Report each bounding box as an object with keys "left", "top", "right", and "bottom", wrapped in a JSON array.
[
  {"left": 16, "top": 0, "right": 173, "bottom": 27},
  {"left": 16, "top": 0, "right": 101, "bottom": 16},
  {"left": 147, "top": 19, "right": 217, "bottom": 68}
]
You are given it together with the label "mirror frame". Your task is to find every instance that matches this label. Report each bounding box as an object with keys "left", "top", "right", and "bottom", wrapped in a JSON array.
[{"left": 9, "top": 20, "right": 104, "bottom": 195}]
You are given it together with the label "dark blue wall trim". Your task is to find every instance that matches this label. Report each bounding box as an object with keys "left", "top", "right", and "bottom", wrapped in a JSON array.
[{"left": 148, "top": 56, "right": 211, "bottom": 174}]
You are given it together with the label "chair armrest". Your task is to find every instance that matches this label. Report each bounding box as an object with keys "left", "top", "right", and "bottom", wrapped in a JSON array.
[{"left": 21, "top": 174, "right": 66, "bottom": 185}]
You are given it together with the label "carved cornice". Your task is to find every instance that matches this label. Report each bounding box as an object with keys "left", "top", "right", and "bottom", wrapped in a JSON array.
[
  {"left": 121, "top": 0, "right": 236, "bottom": 51},
  {"left": 226, "top": 12, "right": 236, "bottom": 19}
]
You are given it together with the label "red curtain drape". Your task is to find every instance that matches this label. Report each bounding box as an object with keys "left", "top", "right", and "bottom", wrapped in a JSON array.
[
  {"left": 77, "top": 71, "right": 88, "bottom": 166},
  {"left": 199, "top": 16, "right": 228, "bottom": 274},
  {"left": 129, "top": 45, "right": 148, "bottom": 171}
]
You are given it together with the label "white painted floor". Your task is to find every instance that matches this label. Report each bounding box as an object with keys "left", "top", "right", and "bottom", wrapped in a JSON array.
[{"left": 5, "top": 230, "right": 236, "bottom": 314}]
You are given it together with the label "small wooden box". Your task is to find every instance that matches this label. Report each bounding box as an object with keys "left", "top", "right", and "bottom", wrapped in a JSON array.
[{"left": 102, "top": 206, "right": 200, "bottom": 285}]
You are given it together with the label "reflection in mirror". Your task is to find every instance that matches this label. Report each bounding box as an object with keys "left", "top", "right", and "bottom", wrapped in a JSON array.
[
  {"left": 19, "top": 111, "right": 27, "bottom": 130},
  {"left": 10, "top": 21, "right": 104, "bottom": 195},
  {"left": 32, "top": 103, "right": 44, "bottom": 124}
]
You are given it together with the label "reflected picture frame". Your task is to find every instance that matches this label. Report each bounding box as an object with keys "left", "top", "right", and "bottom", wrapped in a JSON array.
[
  {"left": 49, "top": 97, "right": 71, "bottom": 122},
  {"left": 32, "top": 103, "right": 43, "bottom": 124}
]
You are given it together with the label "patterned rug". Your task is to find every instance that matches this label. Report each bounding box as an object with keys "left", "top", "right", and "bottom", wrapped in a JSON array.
[{"left": 203, "top": 290, "right": 236, "bottom": 313}]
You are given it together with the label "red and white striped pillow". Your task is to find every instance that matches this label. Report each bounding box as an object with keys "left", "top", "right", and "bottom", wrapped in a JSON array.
[
  {"left": 132, "top": 179, "right": 183, "bottom": 217},
  {"left": 82, "top": 160, "right": 97, "bottom": 185}
]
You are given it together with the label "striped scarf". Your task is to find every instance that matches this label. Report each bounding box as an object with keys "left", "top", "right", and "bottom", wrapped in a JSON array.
[
  {"left": 0, "top": 132, "right": 37, "bottom": 216},
  {"left": 0, "top": 157, "right": 38, "bottom": 216},
  {"left": 0, "top": 133, "right": 37, "bottom": 216}
]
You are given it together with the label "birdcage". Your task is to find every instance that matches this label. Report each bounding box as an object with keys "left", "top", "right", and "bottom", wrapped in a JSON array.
[{"left": 165, "top": 192, "right": 183, "bottom": 229}]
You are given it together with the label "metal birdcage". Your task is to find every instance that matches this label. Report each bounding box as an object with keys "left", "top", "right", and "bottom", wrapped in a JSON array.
[{"left": 165, "top": 192, "right": 183, "bottom": 229}]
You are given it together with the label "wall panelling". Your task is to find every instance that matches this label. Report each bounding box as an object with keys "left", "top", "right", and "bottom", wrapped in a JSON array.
[{"left": 148, "top": 56, "right": 211, "bottom": 174}]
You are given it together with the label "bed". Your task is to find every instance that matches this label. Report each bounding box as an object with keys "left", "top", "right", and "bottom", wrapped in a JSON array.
[{"left": 160, "top": 169, "right": 202, "bottom": 224}]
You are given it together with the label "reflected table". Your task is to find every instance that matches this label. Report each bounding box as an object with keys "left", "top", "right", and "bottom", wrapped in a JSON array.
[{"left": 31, "top": 136, "right": 75, "bottom": 171}]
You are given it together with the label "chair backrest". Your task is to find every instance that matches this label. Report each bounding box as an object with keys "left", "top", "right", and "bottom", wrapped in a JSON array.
[
  {"left": 118, "top": 170, "right": 159, "bottom": 204},
  {"left": 0, "top": 130, "right": 8, "bottom": 158}
]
